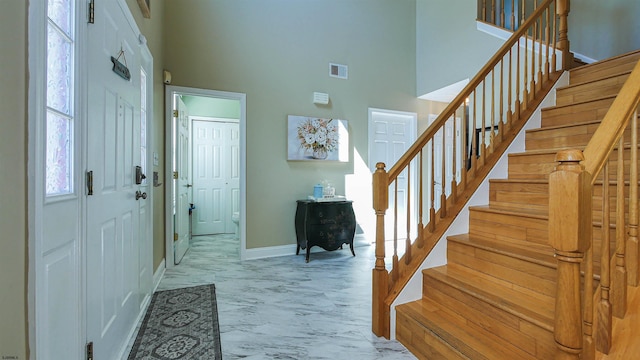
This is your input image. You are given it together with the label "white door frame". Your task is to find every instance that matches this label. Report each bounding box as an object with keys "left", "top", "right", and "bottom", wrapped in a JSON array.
[{"left": 164, "top": 86, "right": 247, "bottom": 267}]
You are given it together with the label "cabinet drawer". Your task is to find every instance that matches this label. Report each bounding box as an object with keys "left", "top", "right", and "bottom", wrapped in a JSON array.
[{"left": 306, "top": 202, "right": 352, "bottom": 224}]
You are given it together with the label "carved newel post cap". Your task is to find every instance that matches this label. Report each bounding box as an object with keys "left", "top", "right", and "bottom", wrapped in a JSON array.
[
  {"left": 375, "top": 162, "right": 386, "bottom": 170},
  {"left": 555, "top": 149, "right": 584, "bottom": 163}
]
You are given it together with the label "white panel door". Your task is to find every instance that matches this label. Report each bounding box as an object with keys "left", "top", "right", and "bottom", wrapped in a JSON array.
[
  {"left": 192, "top": 120, "right": 239, "bottom": 235},
  {"left": 174, "top": 96, "right": 191, "bottom": 263},
  {"left": 368, "top": 109, "right": 417, "bottom": 240},
  {"left": 86, "top": 1, "right": 145, "bottom": 358}
]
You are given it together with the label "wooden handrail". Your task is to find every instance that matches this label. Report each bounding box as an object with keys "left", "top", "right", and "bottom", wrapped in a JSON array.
[
  {"left": 549, "top": 55, "right": 640, "bottom": 359},
  {"left": 388, "top": 0, "right": 566, "bottom": 181},
  {"left": 582, "top": 60, "right": 640, "bottom": 181},
  {"left": 372, "top": 0, "right": 567, "bottom": 339}
]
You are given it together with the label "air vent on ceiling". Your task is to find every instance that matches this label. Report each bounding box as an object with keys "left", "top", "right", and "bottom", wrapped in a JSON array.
[{"left": 329, "top": 63, "right": 348, "bottom": 79}]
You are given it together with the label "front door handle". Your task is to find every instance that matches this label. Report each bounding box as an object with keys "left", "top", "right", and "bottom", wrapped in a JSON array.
[{"left": 135, "top": 190, "right": 147, "bottom": 200}]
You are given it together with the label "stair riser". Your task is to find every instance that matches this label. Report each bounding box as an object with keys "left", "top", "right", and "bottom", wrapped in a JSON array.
[
  {"left": 489, "top": 181, "right": 548, "bottom": 212},
  {"left": 541, "top": 97, "right": 614, "bottom": 128},
  {"left": 469, "top": 208, "right": 548, "bottom": 245},
  {"left": 526, "top": 122, "right": 599, "bottom": 151},
  {"left": 422, "top": 275, "right": 555, "bottom": 359},
  {"left": 570, "top": 51, "right": 640, "bottom": 84},
  {"left": 396, "top": 314, "right": 466, "bottom": 360},
  {"left": 556, "top": 72, "right": 630, "bottom": 106},
  {"left": 508, "top": 147, "right": 638, "bottom": 179},
  {"left": 448, "top": 241, "right": 557, "bottom": 297},
  {"left": 490, "top": 181, "right": 634, "bottom": 215},
  {"left": 526, "top": 122, "right": 638, "bottom": 151}
]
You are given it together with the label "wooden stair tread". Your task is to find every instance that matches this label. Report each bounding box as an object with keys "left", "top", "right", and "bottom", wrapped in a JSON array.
[
  {"left": 397, "top": 298, "right": 541, "bottom": 360},
  {"left": 509, "top": 142, "right": 638, "bottom": 158},
  {"left": 469, "top": 204, "right": 548, "bottom": 219},
  {"left": 557, "top": 69, "right": 631, "bottom": 90},
  {"left": 508, "top": 148, "right": 573, "bottom": 157},
  {"left": 447, "top": 233, "right": 555, "bottom": 268},
  {"left": 426, "top": 264, "right": 555, "bottom": 329},
  {"left": 489, "top": 178, "right": 548, "bottom": 184},
  {"left": 525, "top": 119, "right": 602, "bottom": 134},
  {"left": 541, "top": 93, "right": 617, "bottom": 112}
]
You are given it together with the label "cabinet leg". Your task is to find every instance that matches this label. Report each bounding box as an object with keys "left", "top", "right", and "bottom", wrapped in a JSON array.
[
  {"left": 306, "top": 247, "right": 310, "bottom": 263},
  {"left": 296, "top": 244, "right": 300, "bottom": 255},
  {"left": 350, "top": 242, "right": 355, "bottom": 257}
]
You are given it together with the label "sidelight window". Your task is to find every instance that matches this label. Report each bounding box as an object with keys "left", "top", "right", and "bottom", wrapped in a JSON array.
[{"left": 45, "top": 0, "right": 75, "bottom": 196}]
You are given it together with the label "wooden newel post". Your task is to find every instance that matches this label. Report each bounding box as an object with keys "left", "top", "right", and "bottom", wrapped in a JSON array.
[
  {"left": 372, "top": 162, "right": 390, "bottom": 338},
  {"left": 549, "top": 150, "right": 592, "bottom": 360},
  {"left": 556, "top": 0, "right": 572, "bottom": 70}
]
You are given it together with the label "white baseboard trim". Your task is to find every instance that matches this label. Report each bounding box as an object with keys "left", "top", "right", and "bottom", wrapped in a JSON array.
[
  {"left": 244, "top": 244, "right": 297, "bottom": 260},
  {"left": 243, "top": 241, "right": 366, "bottom": 261},
  {"left": 152, "top": 259, "right": 166, "bottom": 292},
  {"left": 571, "top": 52, "right": 598, "bottom": 64}
]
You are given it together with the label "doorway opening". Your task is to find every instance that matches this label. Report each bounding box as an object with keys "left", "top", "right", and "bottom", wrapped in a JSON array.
[
  {"left": 164, "top": 86, "right": 247, "bottom": 268},
  {"left": 366, "top": 108, "right": 418, "bottom": 248}
]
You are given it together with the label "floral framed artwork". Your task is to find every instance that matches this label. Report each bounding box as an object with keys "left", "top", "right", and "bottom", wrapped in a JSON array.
[{"left": 287, "top": 115, "right": 349, "bottom": 161}]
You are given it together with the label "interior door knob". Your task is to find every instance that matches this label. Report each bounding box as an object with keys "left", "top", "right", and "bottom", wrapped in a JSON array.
[{"left": 135, "top": 190, "right": 147, "bottom": 200}]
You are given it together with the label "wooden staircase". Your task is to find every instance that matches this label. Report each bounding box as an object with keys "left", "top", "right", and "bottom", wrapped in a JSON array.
[{"left": 395, "top": 50, "right": 640, "bottom": 360}]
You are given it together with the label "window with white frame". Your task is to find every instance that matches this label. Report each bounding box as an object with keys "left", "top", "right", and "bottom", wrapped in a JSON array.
[{"left": 45, "top": 0, "right": 75, "bottom": 196}]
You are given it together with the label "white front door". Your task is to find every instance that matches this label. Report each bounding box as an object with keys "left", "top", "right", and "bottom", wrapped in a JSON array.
[
  {"left": 86, "top": 1, "right": 147, "bottom": 358},
  {"left": 368, "top": 108, "right": 417, "bottom": 240},
  {"left": 174, "top": 96, "right": 191, "bottom": 263},
  {"left": 191, "top": 119, "right": 240, "bottom": 235}
]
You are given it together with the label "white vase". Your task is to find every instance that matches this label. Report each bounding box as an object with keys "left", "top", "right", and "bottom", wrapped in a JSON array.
[{"left": 312, "top": 147, "right": 328, "bottom": 160}]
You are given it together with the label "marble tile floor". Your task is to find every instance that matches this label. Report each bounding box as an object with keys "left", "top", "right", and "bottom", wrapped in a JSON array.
[{"left": 130, "top": 234, "right": 416, "bottom": 359}]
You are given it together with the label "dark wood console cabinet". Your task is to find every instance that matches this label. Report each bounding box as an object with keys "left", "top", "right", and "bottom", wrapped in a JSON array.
[{"left": 295, "top": 200, "right": 356, "bottom": 262}]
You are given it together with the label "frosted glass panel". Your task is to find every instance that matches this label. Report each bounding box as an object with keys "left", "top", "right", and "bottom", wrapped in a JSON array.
[
  {"left": 46, "top": 111, "right": 73, "bottom": 195},
  {"left": 47, "top": 25, "right": 73, "bottom": 115},
  {"left": 48, "top": 0, "right": 73, "bottom": 36},
  {"left": 140, "top": 70, "right": 147, "bottom": 181}
]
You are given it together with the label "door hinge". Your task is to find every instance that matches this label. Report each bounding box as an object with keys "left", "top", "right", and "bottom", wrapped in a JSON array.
[
  {"left": 173, "top": 110, "right": 178, "bottom": 117},
  {"left": 174, "top": 232, "right": 178, "bottom": 241},
  {"left": 173, "top": 171, "right": 178, "bottom": 179},
  {"left": 88, "top": 0, "right": 95, "bottom": 24},
  {"left": 87, "top": 170, "right": 94, "bottom": 196},
  {"left": 86, "top": 342, "right": 94, "bottom": 360}
]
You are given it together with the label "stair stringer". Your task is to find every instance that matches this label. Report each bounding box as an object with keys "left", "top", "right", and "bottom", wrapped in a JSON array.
[{"left": 388, "top": 71, "right": 570, "bottom": 340}]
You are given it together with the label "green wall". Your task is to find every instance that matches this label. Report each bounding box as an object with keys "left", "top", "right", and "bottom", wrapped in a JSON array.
[
  {"left": 570, "top": 0, "right": 640, "bottom": 61},
  {"left": 416, "top": 0, "right": 504, "bottom": 96},
  {"left": 0, "top": 1, "right": 27, "bottom": 359},
  {"left": 182, "top": 95, "right": 241, "bottom": 119},
  {"left": 164, "top": 0, "right": 421, "bottom": 249}
]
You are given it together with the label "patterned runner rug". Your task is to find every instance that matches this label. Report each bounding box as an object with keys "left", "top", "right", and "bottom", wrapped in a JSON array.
[{"left": 128, "top": 284, "right": 222, "bottom": 360}]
